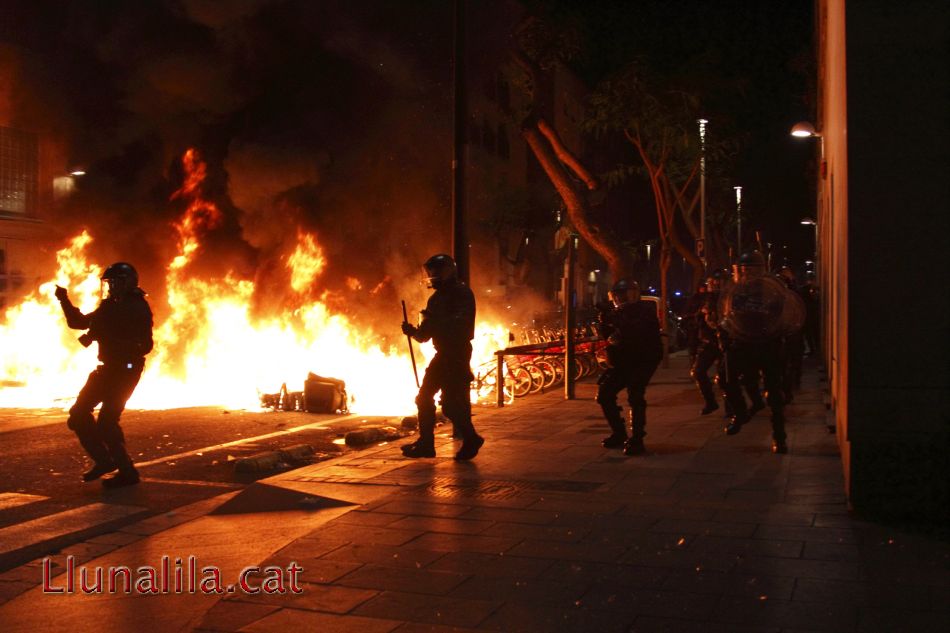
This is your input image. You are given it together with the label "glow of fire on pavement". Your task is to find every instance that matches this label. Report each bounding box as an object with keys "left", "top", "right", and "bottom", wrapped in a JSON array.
[{"left": 0, "top": 149, "right": 510, "bottom": 414}]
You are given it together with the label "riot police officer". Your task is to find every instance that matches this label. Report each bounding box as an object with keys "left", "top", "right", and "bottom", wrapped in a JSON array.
[
  {"left": 55, "top": 262, "right": 153, "bottom": 487},
  {"left": 719, "top": 251, "right": 796, "bottom": 454},
  {"left": 691, "top": 272, "right": 724, "bottom": 415},
  {"left": 691, "top": 271, "right": 766, "bottom": 418},
  {"left": 596, "top": 278, "right": 662, "bottom": 456},
  {"left": 777, "top": 266, "right": 805, "bottom": 404},
  {"left": 401, "top": 254, "right": 484, "bottom": 460}
]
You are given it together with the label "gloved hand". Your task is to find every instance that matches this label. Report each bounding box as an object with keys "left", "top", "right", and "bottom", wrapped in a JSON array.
[
  {"left": 401, "top": 321, "right": 417, "bottom": 337},
  {"left": 77, "top": 332, "right": 95, "bottom": 348},
  {"left": 54, "top": 285, "right": 69, "bottom": 302}
]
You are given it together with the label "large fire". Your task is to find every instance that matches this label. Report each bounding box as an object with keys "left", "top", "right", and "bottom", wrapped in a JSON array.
[{"left": 0, "top": 150, "right": 509, "bottom": 414}]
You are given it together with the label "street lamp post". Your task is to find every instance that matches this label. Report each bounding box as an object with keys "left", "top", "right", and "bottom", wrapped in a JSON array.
[
  {"left": 801, "top": 217, "right": 818, "bottom": 279},
  {"left": 698, "top": 118, "right": 708, "bottom": 265},
  {"left": 733, "top": 185, "right": 743, "bottom": 256},
  {"left": 791, "top": 121, "right": 824, "bottom": 285}
]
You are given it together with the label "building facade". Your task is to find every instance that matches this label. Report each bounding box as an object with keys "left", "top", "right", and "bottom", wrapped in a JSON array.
[{"left": 817, "top": 0, "right": 949, "bottom": 522}]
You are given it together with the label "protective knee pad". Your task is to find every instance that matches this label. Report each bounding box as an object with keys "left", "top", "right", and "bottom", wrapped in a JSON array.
[
  {"left": 415, "top": 392, "right": 437, "bottom": 412},
  {"left": 66, "top": 409, "right": 95, "bottom": 432}
]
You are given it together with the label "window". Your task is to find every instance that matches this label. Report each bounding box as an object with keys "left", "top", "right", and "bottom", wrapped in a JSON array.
[{"left": 0, "top": 126, "right": 39, "bottom": 216}]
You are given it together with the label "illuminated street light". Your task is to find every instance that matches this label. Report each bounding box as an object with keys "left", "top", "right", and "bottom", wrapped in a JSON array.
[
  {"left": 792, "top": 124, "right": 824, "bottom": 284},
  {"left": 70, "top": 170, "right": 86, "bottom": 177},
  {"left": 790, "top": 121, "right": 821, "bottom": 138}
]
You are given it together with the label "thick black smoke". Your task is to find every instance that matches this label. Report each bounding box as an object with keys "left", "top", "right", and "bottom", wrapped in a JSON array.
[{"left": 2, "top": 0, "right": 458, "bottom": 338}]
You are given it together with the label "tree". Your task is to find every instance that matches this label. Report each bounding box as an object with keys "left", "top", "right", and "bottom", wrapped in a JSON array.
[
  {"left": 585, "top": 62, "right": 740, "bottom": 357},
  {"left": 511, "top": 17, "right": 633, "bottom": 281}
]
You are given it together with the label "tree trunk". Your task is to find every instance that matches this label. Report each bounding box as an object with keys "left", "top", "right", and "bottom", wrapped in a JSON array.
[
  {"left": 659, "top": 242, "right": 671, "bottom": 368},
  {"left": 522, "top": 119, "right": 630, "bottom": 280}
]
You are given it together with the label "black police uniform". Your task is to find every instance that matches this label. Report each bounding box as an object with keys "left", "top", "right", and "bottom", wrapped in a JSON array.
[
  {"left": 682, "top": 288, "right": 706, "bottom": 362},
  {"left": 778, "top": 275, "right": 805, "bottom": 403},
  {"left": 801, "top": 281, "right": 820, "bottom": 356},
  {"left": 690, "top": 292, "right": 722, "bottom": 414},
  {"left": 59, "top": 288, "right": 153, "bottom": 479},
  {"left": 720, "top": 285, "right": 787, "bottom": 452},
  {"left": 596, "top": 299, "right": 662, "bottom": 447},
  {"left": 405, "top": 279, "right": 481, "bottom": 456}
]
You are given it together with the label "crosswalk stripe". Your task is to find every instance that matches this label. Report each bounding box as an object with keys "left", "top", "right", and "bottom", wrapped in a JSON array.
[
  {"left": 0, "top": 492, "right": 49, "bottom": 511},
  {"left": 0, "top": 503, "right": 146, "bottom": 557}
]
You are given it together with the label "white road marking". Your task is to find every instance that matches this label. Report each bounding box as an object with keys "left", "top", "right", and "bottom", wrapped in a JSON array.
[{"left": 134, "top": 413, "right": 360, "bottom": 469}]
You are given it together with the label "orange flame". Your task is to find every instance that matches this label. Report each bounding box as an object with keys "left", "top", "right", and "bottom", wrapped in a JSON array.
[
  {"left": 287, "top": 229, "right": 326, "bottom": 293},
  {"left": 0, "top": 149, "right": 510, "bottom": 415}
]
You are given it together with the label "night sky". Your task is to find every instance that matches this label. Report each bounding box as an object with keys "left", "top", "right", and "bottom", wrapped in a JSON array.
[{"left": 1, "top": 0, "right": 816, "bottom": 313}]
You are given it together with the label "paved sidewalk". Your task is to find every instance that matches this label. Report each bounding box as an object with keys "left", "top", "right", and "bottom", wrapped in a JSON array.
[{"left": 1, "top": 353, "right": 947, "bottom": 632}]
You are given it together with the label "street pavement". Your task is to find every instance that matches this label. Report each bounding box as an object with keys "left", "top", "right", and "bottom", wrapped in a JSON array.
[{"left": 0, "top": 353, "right": 947, "bottom": 632}]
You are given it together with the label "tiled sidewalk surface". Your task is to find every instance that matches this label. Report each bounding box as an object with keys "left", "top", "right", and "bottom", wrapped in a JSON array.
[
  {"left": 202, "top": 355, "right": 950, "bottom": 633},
  {"left": 2, "top": 353, "right": 948, "bottom": 632}
]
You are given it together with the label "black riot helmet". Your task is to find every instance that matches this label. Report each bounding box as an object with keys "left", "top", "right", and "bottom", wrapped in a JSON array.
[
  {"left": 101, "top": 262, "right": 139, "bottom": 299},
  {"left": 422, "top": 254, "right": 458, "bottom": 289},
  {"left": 733, "top": 251, "right": 766, "bottom": 283},
  {"left": 608, "top": 278, "right": 641, "bottom": 308}
]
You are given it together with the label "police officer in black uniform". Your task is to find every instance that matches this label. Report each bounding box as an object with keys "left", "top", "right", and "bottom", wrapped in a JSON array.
[
  {"left": 597, "top": 278, "right": 662, "bottom": 456},
  {"left": 401, "top": 254, "right": 484, "bottom": 460},
  {"left": 720, "top": 252, "right": 788, "bottom": 454},
  {"left": 691, "top": 272, "right": 725, "bottom": 415},
  {"left": 801, "top": 273, "right": 820, "bottom": 356},
  {"left": 777, "top": 266, "right": 805, "bottom": 404},
  {"left": 55, "top": 262, "right": 154, "bottom": 487}
]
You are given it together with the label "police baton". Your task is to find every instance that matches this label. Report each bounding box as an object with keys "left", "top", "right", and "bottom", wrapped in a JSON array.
[{"left": 401, "top": 300, "right": 420, "bottom": 388}]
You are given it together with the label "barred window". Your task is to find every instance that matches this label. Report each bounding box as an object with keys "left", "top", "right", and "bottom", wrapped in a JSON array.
[{"left": 0, "top": 126, "right": 39, "bottom": 216}]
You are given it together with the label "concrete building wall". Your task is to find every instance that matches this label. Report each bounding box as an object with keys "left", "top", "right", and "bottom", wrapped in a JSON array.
[{"left": 820, "top": 0, "right": 950, "bottom": 522}]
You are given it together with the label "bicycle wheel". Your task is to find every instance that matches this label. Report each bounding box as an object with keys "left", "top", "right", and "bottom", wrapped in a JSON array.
[
  {"left": 525, "top": 363, "right": 545, "bottom": 393},
  {"left": 510, "top": 366, "right": 533, "bottom": 398},
  {"left": 533, "top": 359, "right": 557, "bottom": 389},
  {"left": 547, "top": 357, "right": 565, "bottom": 384}
]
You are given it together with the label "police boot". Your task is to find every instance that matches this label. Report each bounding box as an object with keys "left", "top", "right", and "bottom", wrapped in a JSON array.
[
  {"left": 724, "top": 415, "right": 748, "bottom": 435},
  {"left": 698, "top": 380, "right": 719, "bottom": 416},
  {"left": 454, "top": 434, "right": 485, "bottom": 461},
  {"left": 600, "top": 406, "right": 628, "bottom": 449},
  {"left": 771, "top": 412, "right": 788, "bottom": 454},
  {"left": 623, "top": 438, "right": 645, "bottom": 456},
  {"left": 82, "top": 461, "right": 117, "bottom": 482},
  {"left": 625, "top": 406, "right": 647, "bottom": 455},
  {"left": 401, "top": 439, "right": 436, "bottom": 458},
  {"left": 102, "top": 467, "right": 140, "bottom": 489}
]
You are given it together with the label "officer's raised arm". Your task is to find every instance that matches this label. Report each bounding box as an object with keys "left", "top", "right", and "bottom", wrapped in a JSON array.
[{"left": 55, "top": 285, "right": 92, "bottom": 330}]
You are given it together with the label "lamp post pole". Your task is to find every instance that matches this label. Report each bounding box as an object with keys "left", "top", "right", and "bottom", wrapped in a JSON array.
[
  {"left": 733, "top": 186, "right": 743, "bottom": 255},
  {"left": 698, "top": 118, "right": 708, "bottom": 265},
  {"left": 802, "top": 218, "right": 818, "bottom": 277},
  {"left": 451, "top": 0, "right": 468, "bottom": 284}
]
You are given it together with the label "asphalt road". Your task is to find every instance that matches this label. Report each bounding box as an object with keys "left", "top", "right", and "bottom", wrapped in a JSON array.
[{"left": 0, "top": 406, "right": 411, "bottom": 571}]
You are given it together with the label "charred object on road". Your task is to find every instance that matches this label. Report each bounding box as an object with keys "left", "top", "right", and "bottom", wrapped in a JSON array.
[{"left": 260, "top": 373, "right": 348, "bottom": 414}]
